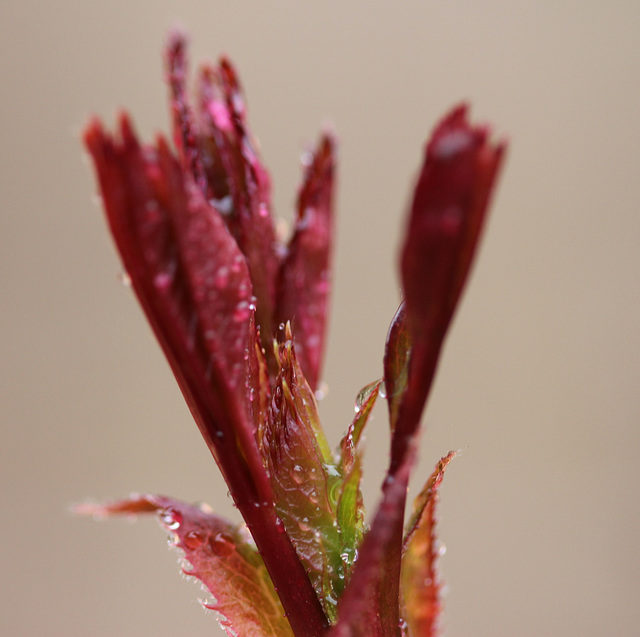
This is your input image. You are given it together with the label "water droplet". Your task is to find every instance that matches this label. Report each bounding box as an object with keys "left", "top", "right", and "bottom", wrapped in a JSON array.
[
  {"left": 183, "top": 530, "right": 205, "bottom": 550},
  {"left": 210, "top": 532, "right": 235, "bottom": 557},
  {"left": 160, "top": 507, "right": 182, "bottom": 530},
  {"left": 214, "top": 266, "right": 229, "bottom": 289},
  {"left": 233, "top": 301, "right": 251, "bottom": 322},
  {"left": 355, "top": 379, "right": 381, "bottom": 411},
  {"left": 275, "top": 518, "right": 286, "bottom": 534},
  {"left": 378, "top": 381, "right": 387, "bottom": 399},
  {"left": 300, "top": 150, "right": 313, "bottom": 167},
  {"left": 436, "top": 542, "right": 447, "bottom": 557},
  {"left": 314, "top": 381, "right": 329, "bottom": 401},
  {"left": 258, "top": 203, "right": 269, "bottom": 218},
  {"left": 292, "top": 465, "right": 304, "bottom": 484},
  {"left": 299, "top": 517, "right": 311, "bottom": 532},
  {"left": 153, "top": 271, "right": 172, "bottom": 291},
  {"left": 117, "top": 271, "right": 132, "bottom": 287}
]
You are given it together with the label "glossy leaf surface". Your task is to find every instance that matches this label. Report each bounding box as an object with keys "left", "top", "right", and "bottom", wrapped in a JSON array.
[{"left": 260, "top": 334, "right": 342, "bottom": 619}]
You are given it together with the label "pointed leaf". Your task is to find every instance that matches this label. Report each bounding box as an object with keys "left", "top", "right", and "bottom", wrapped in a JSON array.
[
  {"left": 84, "top": 116, "right": 329, "bottom": 636},
  {"left": 335, "top": 380, "right": 380, "bottom": 577},
  {"left": 401, "top": 452, "right": 456, "bottom": 637},
  {"left": 383, "top": 303, "right": 411, "bottom": 433},
  {"left": 260, "top": 333, "right": 343, "bottom": 620},
  {"left": 196, "top": 56, "right": 279, "bottom": 346},
  {"left": 165, "top": 30, "right": 207, "bottom": 192},
  {"left": 77, "top": 495, "right": 294, "bottom": 637},
  {"left": 276, "top": 134, "right": 336, "bottom": 390},
  {"left": 329, "top": 460, "right": 413, "bottom": 637}
]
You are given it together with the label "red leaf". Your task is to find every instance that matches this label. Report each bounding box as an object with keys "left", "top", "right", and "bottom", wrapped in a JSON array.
[
  {"left": 400, "top": 452, "right": 456, "bottom": 637},
  {"left": 276, "top": 134, "right": 336, "bottom": 390},
  {"left": 77, "top": 495, "right": 294, "bottom": 637},
  {"left": 335, "top": 105, "right": 505, "bottom": 637},
  {"left": 196, "top": 53, "right": 280, "bottom": 348},
  {"left": 393, "top": 105, "right": 506, "bottom": 473},
  {"left": 84, "top": 116, "right": 328, "bottom": 636}
]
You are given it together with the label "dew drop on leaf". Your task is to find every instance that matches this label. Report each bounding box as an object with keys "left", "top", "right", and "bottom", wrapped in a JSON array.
[
  {"left": 153, "top": 271, "right": 172, "bottom": 291},
  {"left": 292, "top": 465, "right": 304, "bottom": 485},
  {"left": 160, "top": 507, "right": 182, "bottom": 530},
  {"left": 210, "top": 532, "right": 235, "bottom": 557},
  {"left": 183, "top": 530, "right": 205, "bottom": 550}
]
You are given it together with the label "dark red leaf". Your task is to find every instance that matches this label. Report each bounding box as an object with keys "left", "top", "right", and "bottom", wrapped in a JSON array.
[
  {"left": 393, "top": 104, "right": 506, "bottom": 473},
  {"left": 276, "top": 134, "right": 336, "bottom": 390},
  {"left": 84, "top": 116, "right": 328, "bottom": 636},
  {"left": 195, "top": 54, "right": 280, "bottom": 348}
]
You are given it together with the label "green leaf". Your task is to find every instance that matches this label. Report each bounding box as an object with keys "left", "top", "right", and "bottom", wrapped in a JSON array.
[
  {"left": 260, "top": 332, "right": 343, "bottom": 620},
  {"left": 400, "top": 452, "right": 456, "bottom": 637},
  {"left": 335, "top": 380, "right": 381, "bottom": 576},
  {"left": 76, "top": 495, "right": 294, "bottom": 637}
]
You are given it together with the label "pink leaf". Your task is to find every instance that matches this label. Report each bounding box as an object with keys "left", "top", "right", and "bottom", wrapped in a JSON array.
[{"left": 77, "top": 495, "right": 294, "bottom": 637}]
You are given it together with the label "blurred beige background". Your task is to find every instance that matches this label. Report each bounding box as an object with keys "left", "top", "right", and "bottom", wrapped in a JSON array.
[{"left": 2, "top": 2, "right": 639, "bottom": 636}]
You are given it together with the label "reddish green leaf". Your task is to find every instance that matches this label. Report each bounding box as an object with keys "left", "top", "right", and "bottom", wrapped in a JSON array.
[
  {"left": 336, "top": 380, "right": 381, "bottom": 578},
  {"left": 329, "top": 460, "right": 413, "bottom": 637},
  {"left": 383, "top": 303, "right": 411, "bottom": 434},
  {"left": 400, "top": 452, "right": 456, "bottom": 637},
  {"left": 260, "top": 330, "right": 342, "bottom": 620},
  {"left": 77, "top": 495, "right": 294, "bottom": 637},
  {"left": 276, "top": 134, "right": 336, "bottom": 390}
]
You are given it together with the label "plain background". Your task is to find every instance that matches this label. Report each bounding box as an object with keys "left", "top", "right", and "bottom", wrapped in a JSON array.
[{"left": 2, "top": 2, "right": 639, "bottom": 636}]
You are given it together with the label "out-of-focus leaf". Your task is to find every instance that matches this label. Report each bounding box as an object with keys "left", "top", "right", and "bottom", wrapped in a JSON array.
[
  {"left": 84, "top": 116, "right": 263, "bottom": 489},
  {"left": 84, "top": 116, "right": 328, "bottom": 636},
  {"left": 276, "top": 134, "right": 336, "bottom": 390},
  {"left": 165, "top": 30, "right": 207, "bottom": 192},
  {"left": 400, "top": 452, "right": 455, "bottom": 637},
  {"left": 260, "top": 330, "right": 342, "bottom": 620},
  {"left": 195, "top": 51, "right": 279, "bottom": 347},
  {"left": 383, "top": 303, "right": 411, "bottom": 433},
  {"left": 76, "top": 495, "right": 294, "bottom": 637},
  {"left": 393, "top": 104, "right": 506, "bottom": 473}
]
